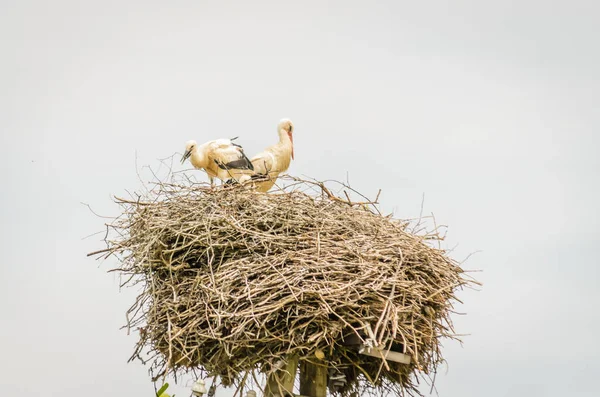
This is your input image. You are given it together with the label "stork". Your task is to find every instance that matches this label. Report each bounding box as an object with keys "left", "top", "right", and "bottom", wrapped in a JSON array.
[
  {"left": 249, "top": 118, "right": 295, "bottom": 192},
  {"left": 181, "top": 138, "right": 254, "bottom": 186}
]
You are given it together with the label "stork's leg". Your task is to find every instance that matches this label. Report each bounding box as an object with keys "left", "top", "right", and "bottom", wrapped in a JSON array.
[{"left": 209, "top": 176, "right": 215, "bottom": 187}]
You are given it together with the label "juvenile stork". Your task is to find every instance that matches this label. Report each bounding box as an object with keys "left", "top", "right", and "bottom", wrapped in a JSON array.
[
  {"left": 249, "top": 118, "right": 295, "bottom": 192},
  {"left": 181, "top": 138, "right": 254, "bottom": 186}
]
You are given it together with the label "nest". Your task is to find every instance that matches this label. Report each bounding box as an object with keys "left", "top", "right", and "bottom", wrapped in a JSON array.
[{"left": 91, "top": 175, "right": 474, "bottom": 396}]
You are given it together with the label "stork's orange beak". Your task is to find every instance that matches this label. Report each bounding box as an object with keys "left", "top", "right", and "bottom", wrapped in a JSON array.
[{"left": 288, "top": 131, "right": 294, "bottom": 160}]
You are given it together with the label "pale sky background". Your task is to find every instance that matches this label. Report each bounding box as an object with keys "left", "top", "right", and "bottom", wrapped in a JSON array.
[{"left": 1, "top": 0, "right": 599, "bottom": 396}]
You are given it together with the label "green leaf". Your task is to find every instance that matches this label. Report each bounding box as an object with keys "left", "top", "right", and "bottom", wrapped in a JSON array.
[{"left": 156, "top": 383, "right": 169, "bottom": 397}]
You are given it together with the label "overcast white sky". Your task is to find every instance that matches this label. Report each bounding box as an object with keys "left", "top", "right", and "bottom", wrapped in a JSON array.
[{"left": 1, "top": 0, "right": 599, "bottom": 396}]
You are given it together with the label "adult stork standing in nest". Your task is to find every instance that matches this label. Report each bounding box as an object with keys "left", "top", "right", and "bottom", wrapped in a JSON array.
[
  {"left": 181, "top": 138, "right": 254, "bottom": 186},
  {"left": 249, "top": 118, "right": 295, "bottom": 192}
]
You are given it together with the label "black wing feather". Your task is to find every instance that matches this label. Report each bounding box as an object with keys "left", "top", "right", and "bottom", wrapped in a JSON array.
[
  {"left": 214, "top": 139, "right": 254, "bottom": 171},
  {"left": 214, "top": 149, "right": 254, "bottom": 171}
]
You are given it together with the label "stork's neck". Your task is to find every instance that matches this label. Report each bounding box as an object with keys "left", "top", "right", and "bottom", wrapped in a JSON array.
[
  {"left": 190, "top": 146, "right": 209, "bottom": 169},
  {"left": 278, "top": 129, "right": 292, "bottom": 147},
  {"left": 274, "top": 128, "right": 294, "bottom": 164}
]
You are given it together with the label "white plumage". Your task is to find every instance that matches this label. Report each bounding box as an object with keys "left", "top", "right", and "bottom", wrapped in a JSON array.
[
  {"left": 249, "top": 118, "right": 295, "bottom": 192},
  {"left": 181, "top": 138, "right": 254, "bottom": 185}
]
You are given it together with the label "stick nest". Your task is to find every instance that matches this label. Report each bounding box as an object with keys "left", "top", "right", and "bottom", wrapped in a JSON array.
[{"left": 91, "top": 175, "right": 474, "bottom": 396}]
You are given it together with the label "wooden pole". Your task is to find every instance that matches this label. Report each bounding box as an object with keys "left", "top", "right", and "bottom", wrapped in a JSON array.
[
  {"left": 264, "top": 355, "right": 298, "bottom": 397},
  {"left": 299, "top": 358, "right": 327, "bottom": 397}
]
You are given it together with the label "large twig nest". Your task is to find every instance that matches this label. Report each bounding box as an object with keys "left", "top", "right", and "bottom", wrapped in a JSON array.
[{"left": 91, "top": 174, "right": 475, "bottom": 396}]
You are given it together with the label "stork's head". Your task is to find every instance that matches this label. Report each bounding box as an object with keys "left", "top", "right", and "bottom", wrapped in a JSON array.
[
  {"left": 278, "top": 118, "right": 294, "bottom": 160},
  {"left": 181, "top": 140, "right": 197, "bottom": 164}
]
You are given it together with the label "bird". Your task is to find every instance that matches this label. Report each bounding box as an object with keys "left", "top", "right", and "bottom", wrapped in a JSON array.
[
  {"left": 181, "top": 138, "right": 254, "bottom": 186},
  {"left": 249, "top": 118, "right": 295, "bottom": 192}
]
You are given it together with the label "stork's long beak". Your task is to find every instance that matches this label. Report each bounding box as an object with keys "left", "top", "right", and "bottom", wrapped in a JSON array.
[
  {"left": 288, "top": 131, "right": 294, "bottom": 160},
  {"left": 181, "top": 150, "right": 192, "bottom": 164}
]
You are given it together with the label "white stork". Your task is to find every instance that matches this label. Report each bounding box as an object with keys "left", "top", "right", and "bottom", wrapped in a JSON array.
[
  {"left": 181, "top": 138, "right": 254, "bottom": 186},
  {"left": 249, "top": 118, "right": 295, "bottom": 192}
]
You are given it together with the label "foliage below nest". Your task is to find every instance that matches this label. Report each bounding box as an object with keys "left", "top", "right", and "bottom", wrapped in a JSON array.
[{"left": 90, "top": 175, "right": 475, "bottom": 396}]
